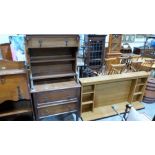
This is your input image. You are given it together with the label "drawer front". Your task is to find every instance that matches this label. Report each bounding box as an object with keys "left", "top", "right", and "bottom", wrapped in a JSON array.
[
  {"left": 34, "top": 88, "right": 79, "bottom": 105},
  {"left": 38, "top": 102, "right": 77, "bottom": 118},
  {"left": 26, "top": 36, "right": 79, "bottom": 48}
]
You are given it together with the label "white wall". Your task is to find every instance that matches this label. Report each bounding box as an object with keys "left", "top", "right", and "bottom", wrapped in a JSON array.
[{"left": 0, "top": 35, "right": 10, "bottom": 44}]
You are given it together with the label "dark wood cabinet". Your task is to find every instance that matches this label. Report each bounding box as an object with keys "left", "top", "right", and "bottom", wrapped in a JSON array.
[
  {"left": 25, "top": 35, "right": 81, "bottom": 120},
  {"left": 84, "top": 35, "right": 106, "bottom": 71}
]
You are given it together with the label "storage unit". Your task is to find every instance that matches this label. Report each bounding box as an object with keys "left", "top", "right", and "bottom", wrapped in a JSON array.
[
  {"left": 0, "top": 60, "right": 31, "bottom": 119},
  {"left": 80, "top": 71, "right": 149, "bottom": 121},
  {"left": 106, "top": 34, "right": 122, "bottom": 58},
  {"left": 84, "top": 35, "right": 106, "bottom": 71},
  {"left": 25, "top": 35, "right": 81, "bottom": 120}
]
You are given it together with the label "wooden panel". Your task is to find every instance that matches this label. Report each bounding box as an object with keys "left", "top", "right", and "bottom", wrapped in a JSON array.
[
  {"left": 35, "top": 88, "right": 79, "bottom": 104},
  {"left": 0, "top": 69, "right": 26, "bottom": 76},
  {"left": 31, "top": 61, "right": 73, "bottom": 76},
  {"left": 38, "top": 102, "right": 77, "bottom": 118},
  {"left": 0, "top": 60, "right": 25, "bottom": 70},
  {"left": 95, "top": 80, "right": 131, "bottom": 106},
  {"left": 31, "top": 80, "right": 80, "bottom": 93},
  {"left": 83, "top": 85, "right": 94, "bottom": 93},
  {"left": 80, "top": 71, "right": 149, "bottom": 85},
  {"left": 0, "top": 43, "right": 13, "bottom": 60},
  {"left": 0, "top": 74, "right": 30, "bottom": 103},
  {"left": 82, "top": 93, "right": 94, "bottom": 102},
  {"left": 26, "top": 35, "right": 79, "bottom": 48},
  {"left": 29, "top": 48, "right": 76, "bottom": 58}
]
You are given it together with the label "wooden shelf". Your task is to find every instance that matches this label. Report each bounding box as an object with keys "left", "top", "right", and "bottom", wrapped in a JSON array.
[
  {"left": 32, "top": 73, "right": 76, "bottom": 80},
  {"left": 82, "top": 91, "right": 94, "bottom": 95},
  {"left": 31, "top": 80, "right": 81, "bottom": 93},
  {"left": 0, "top": 108, "right": 31, "bottom": 118},
  {"left": 133, "top": 92, "right": 143, "bottom": 96},
  {"left": 82, "top": 100, "right": 93, "bottom": 105},
  {"left": 31, "top": 58, "right": 75, "bottom": 64},
  {"left": 81, "top": 101, "right": 144, "bottom": 121},
  {"left": 30, "top": 55, "right": 73, "bottom": 60}
]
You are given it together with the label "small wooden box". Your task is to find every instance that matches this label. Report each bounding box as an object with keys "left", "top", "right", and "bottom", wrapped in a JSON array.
[{"left": 25, "top": 35, "right": 81, "bottom": 120}]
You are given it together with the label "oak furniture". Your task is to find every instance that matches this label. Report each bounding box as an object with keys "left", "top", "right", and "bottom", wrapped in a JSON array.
[
  {"left": 79, "top": 71, "right": 149, "bottom": 121},
  {"left": 106, "top": 34, "right": 122, "bottom": 58},
  {"left": 0, "top": 60, "right": 31, "bottom": 119},
  {"left": 25, "top": 35, "right": 81, "bottom": 120}
]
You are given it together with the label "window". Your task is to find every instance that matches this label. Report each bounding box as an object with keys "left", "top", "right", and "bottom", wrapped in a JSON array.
[{"left": 122, "top": 34, "right": 135, "bottom": 43}]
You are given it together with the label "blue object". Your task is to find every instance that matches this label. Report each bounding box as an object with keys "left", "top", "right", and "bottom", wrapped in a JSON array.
[{"left": 150, "top": 39, "right": 155, "bottom": 48}]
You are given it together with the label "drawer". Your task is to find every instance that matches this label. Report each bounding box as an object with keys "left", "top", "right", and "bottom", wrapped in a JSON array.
[
  {"left": 26, "top": 35, "right": 79, "bottom": 48},
  {"left": 37, "top": 102, "right": 77, "bottom": 118},
  {"left": 33, "top": 88, "right": 79, "bottom": 105}
]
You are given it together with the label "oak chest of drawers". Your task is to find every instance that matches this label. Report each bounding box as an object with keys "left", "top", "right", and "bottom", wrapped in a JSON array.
[{"left": 25, "top": 35, "right": 81, "bottom": 120}]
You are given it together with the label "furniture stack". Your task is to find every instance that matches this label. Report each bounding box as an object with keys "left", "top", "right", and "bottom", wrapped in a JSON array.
[{"left": 25, "top": 35, "right": 81, "bottom": 120}]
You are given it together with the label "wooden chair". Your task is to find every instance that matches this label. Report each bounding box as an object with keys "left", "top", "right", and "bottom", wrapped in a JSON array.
[
  {"left": 104, "top": 58, "right": 120, "bottom": 74},
  {"left": 130, "top": 61, "right": 143, "bottom": 72},
  {"left": 140, "top": 59, "right": 155, "bottom": 72},
  {"left": 126, "top": 55, "right": 142, "bottom": 72},
  {"left": 109, "top": 64, "right": 126, "bottom": 75},
  {"left": 130, "top": 55, "right": 141, "bottom": 61}
]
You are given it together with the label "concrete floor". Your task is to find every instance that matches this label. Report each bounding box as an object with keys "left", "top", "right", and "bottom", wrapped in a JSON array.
[
  {"left": 42, "top": 102, "right": 155, "bottom": 121},
  {"left": 99, "top": 102, "right": 155, "bottom": 121}
]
